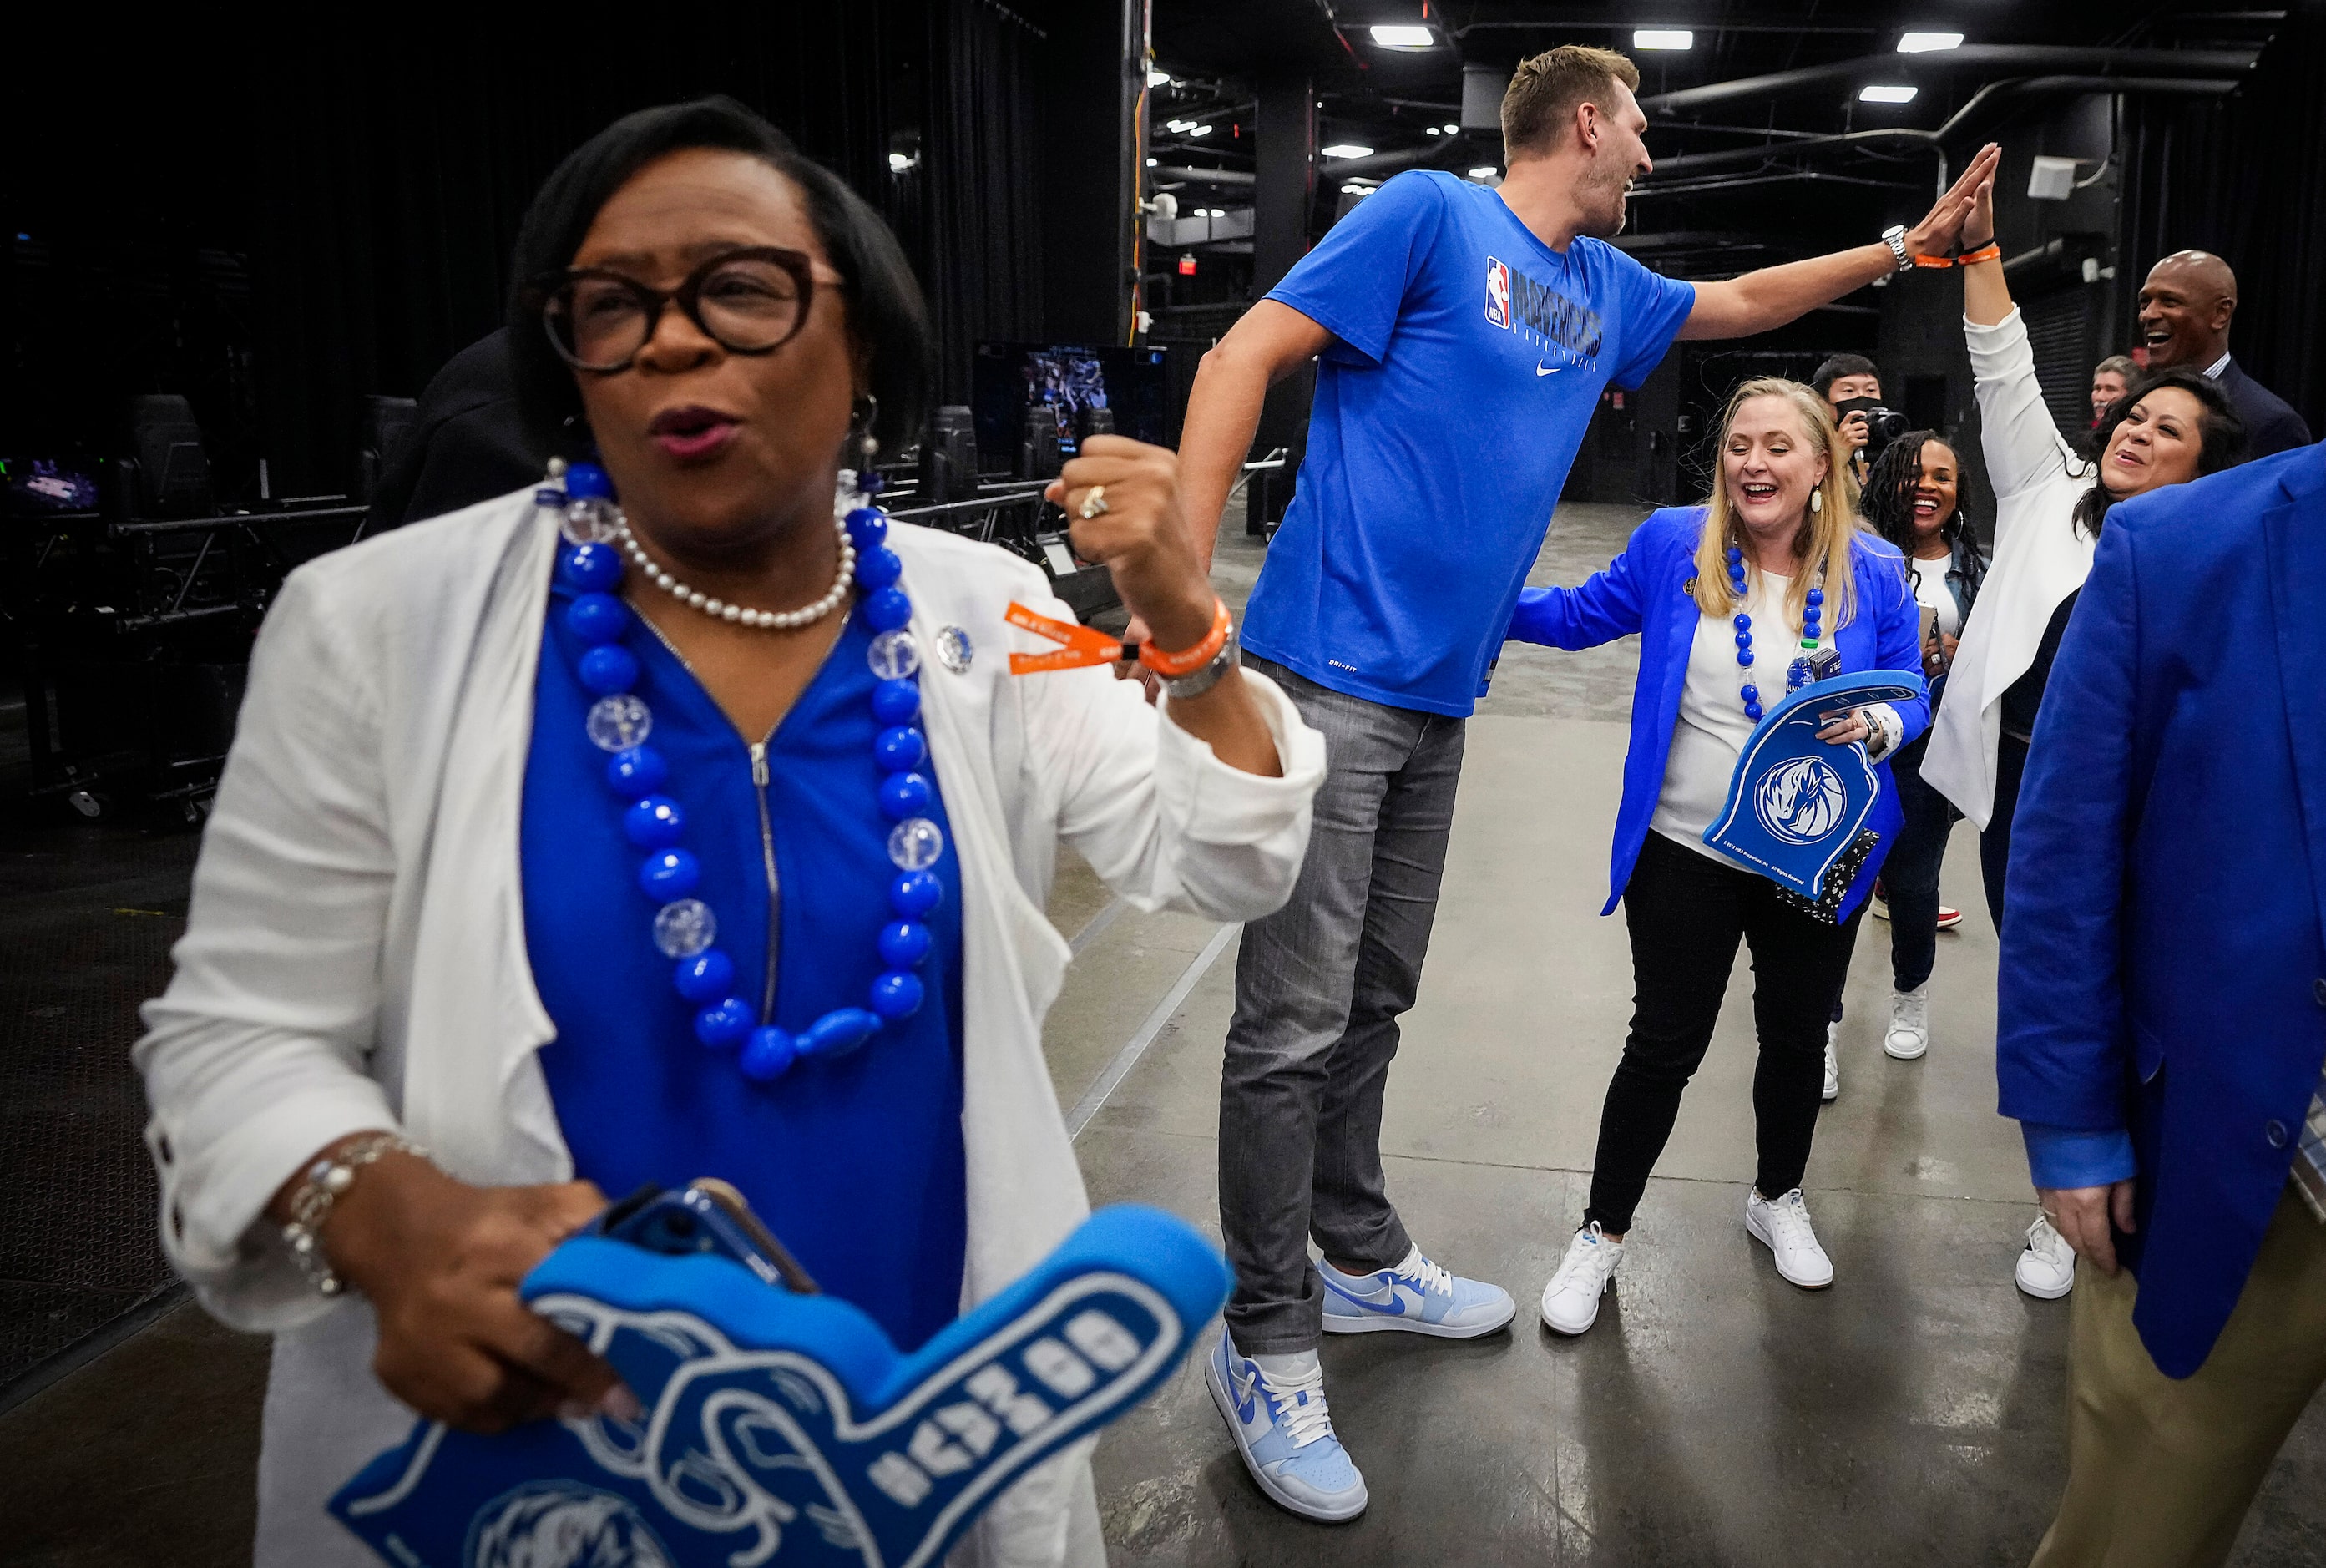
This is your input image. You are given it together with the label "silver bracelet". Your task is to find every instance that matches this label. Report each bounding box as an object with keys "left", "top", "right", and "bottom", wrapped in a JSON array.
[
  {"left": 282, "top": 1130, "right": 430, "bottom": 1297},
  {"left": 1161, "top": 624, "right": 1241, "bottom": 701}
]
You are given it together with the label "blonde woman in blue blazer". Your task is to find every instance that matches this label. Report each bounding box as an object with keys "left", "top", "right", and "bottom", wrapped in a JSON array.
[{"left": 1504, "top": 377, "right": 1928, "bottom": 1334}]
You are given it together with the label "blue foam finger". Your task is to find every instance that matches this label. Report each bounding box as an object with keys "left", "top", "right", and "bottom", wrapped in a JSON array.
[
  {"left": 329, "top": 1205, "right": 1231, "bottom": 1568},
  {"left": 1702, "top": 669, "right": 1925, "bottom": 898}
]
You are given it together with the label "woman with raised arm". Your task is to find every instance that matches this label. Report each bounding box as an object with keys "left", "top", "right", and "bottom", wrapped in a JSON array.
[
  {"left": 1506, "top": 378, "right": 1928, "bottom": 1334},
  {"left": 1919, "top": 156, "right": 2244, "bottom": 1303},
  {"left": 133, "top": 99, "right": 1323, "bottom": 1567}
]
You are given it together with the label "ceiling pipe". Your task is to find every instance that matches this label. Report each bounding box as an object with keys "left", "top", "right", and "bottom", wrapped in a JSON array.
[
  {"left": 1320, "top": 131, "right": 1464, "bottom": 182},
  {"left": 1638, "top": 46, "right": 2254, "bottom": 116},
  {"left": 1149, "top": 164, "right": 1256, "bottom": 187},
  {"left": 1636, "top": 76, "right": 2237, "bottom": 185}
]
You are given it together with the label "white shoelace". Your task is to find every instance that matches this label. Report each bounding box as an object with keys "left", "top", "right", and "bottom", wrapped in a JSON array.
[
  {"left": 1764, "top": 1191, "right": 1820, "bottom": 1249},
  {"left": 1253, "top": 1360, "right": 1338, "bottom": 1448},
  {"left": 1388, "top": 1252, "right": 1454, "bottom": 1297},
  {"left": 2027, "top": 1213, "right": 2070, "bottom": 1256},
  {"left": 1551, "top": 1226, "right": 1614, "bottom": 1292}
]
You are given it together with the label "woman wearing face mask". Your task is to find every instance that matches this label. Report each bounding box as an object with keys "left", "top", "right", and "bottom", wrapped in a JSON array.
[
  {"left": 1919, "top": 163, "right": 2244, "bottom": 1304},
  {"left": 1859, "top": 433, "right": 1985, "bottom": 1062},
  {"left": 133, "top": 99, "right": 1325, "bottom": 1567},
  {"left": 1503, "top": 379, "right": 1929, "bottom": 1333}
]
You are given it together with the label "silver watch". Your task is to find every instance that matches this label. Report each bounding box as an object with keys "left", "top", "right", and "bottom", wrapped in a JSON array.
[
  {"left": 1881, "top": 224, "right": 1911, "bottom": 273},
  {"left": 1161, "top": 625, "right": 1241, "bottom": 701}
]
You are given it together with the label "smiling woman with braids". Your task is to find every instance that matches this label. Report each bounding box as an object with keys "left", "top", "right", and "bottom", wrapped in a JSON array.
[
  {"left": 1858, "top": 430, "right": 1985, "bottom": 1068},
  {"left": 132, "top": 99, "right": 1323, "bottom": 1566},
  {"left": 1919, "top": 156, "right": 2244, "bottom": 1306}
]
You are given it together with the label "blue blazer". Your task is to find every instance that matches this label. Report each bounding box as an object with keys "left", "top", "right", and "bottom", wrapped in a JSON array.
[
  {"left": 1506, "top": 507, "right": 1929, "bottom": 916},
  {"left": 1998, "top": 439, "right": 2326, "bottom": 1378}
]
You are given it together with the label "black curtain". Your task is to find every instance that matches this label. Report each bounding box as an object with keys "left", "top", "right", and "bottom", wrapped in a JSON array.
[
  {"left": 7, "top": 2, "right": 1098, "bottom": 501},
  {"left": 913, "top": 1, "right": 1049, "bottom": 404},
  {"left": 2119, "top": 3, "right": 2326, "bottom": 438},
  {"left": 250, "top": 6, "right": 901, "bottom": 494}
]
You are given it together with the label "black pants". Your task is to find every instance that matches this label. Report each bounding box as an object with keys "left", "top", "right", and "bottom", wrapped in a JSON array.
[
  {"left": 1883, "top": 732, "right": 1961, "bottom": 992},
  {"left": 1585, "top": 832, "right": 1868, "bottom": 1235},
  {"left": 1980, "top": 734, "right": 2030, "bottom": 932}
]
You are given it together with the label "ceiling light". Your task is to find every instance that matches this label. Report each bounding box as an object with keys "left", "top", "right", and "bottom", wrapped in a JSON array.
[
  {"left": 1896, "top": 31, "right": 1964, "bottom": 53},
  {"left": 1859, "top": 84, "right": 1919, "bottom": 104},
  {"left": 1342, "top": 184, "right": 1378, "bottom": 195},
  {"left": 1369, "top": 23, "right": 1435, "bottom": 48},
  {"left": 1468, "top": 165, "right": 1499, "bottom": 179},
  {"left": 1634, "top": 29, "right": 1693, "bottom": 50},
  {"left": 1187, "top": 124, "right": 1212, "bottom": 137},
  {"left": 1145, "top": 157, "right": 1157, "bottom": 167},
  {"left": 1166, "top": 119, "right": 1193, "bottom": 132},
  {"left": 1321, "top": 144, "right": 1375, "bottom": 159},
  {"left": 1148, "top": 68, "right": 1174, "bottom": 86},
  {"left": 887, "top": 152, "right": 915, "bottom": 172}
]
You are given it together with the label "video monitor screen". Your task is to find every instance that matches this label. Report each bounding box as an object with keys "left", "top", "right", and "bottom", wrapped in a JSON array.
[{"left": 971, "top": 343, "right": 1171, "bottom": 465}]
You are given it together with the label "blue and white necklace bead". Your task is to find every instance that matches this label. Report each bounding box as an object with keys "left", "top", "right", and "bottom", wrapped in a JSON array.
[
  {"left": 1725, "top": 543, "right": 1827, "bottom": 723},
  {"left": 549, "top": 460, "right": 943, "bottom": 1084}
]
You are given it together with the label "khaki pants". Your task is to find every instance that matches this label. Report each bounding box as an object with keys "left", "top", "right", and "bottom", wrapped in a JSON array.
[{"left": 2032, "top": 1184, "right": 2326, "bottom": 1568}]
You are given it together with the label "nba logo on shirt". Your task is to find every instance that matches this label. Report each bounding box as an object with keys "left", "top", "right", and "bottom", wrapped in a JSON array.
[{"left": 1484, "top": 258, "right": 1511, "bottom": 329}]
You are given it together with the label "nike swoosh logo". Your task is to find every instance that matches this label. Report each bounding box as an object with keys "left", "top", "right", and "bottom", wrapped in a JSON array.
[{"left": 1536, "top": 363, "right": 1561, "bottom": 377}]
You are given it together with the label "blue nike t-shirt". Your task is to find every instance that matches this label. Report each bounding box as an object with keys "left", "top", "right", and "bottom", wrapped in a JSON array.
[{"left": 1243, "top": 169, "right": 1696, "bottom": 716}]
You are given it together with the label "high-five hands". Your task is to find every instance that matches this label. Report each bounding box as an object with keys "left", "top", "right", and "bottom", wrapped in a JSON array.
[{"left": 1904, "top": 143, "right": 2003, "bottom": 258}]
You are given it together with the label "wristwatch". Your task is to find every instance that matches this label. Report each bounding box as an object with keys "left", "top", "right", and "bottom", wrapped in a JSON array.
[
  {"left": 1161, "top": 625, "right": 1241, "bottom": 701},
  {"left": 1881, "top": 225, "right": 1911, "bottom": 273}
]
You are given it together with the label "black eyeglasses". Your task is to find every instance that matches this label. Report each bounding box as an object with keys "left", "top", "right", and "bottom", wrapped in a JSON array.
[{"left": 525, "top": 245, "right": 844, "bottom": 372}]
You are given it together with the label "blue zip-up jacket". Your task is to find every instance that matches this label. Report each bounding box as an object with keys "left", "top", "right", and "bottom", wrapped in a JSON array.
[{"left": 1505, "top": 506, "right": 1930, "bottom": 917}]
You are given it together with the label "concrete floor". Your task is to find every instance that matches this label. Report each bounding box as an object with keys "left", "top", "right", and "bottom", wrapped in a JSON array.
[{"left": 4, "top": 502, "right": 2322, "bottom": 1564}]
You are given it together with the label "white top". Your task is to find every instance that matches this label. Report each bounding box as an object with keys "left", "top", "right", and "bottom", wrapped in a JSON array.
[
  {"left": 1651, "top": 568, "right": 1796, "bottom": 865},
  {"left": 1906, "top": 555, "right": 1961, "bottom": 639},
  {"left": 132, "top": 488, "right": 1327, "bottom": 1568},
  {"left": 1919, "top": 307, "right": 2099, "bottom": 827}
]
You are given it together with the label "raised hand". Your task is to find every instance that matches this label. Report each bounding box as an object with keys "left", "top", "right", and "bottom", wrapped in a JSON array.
[
  {"left": 1904, "top": 143, "right": 2002, "bottom": 259},
  {"left": 1044, "top": 435, "right": 1215, "bottom": 655}
]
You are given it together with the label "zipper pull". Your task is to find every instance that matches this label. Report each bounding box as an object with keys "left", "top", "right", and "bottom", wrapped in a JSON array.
[{"left": 750, "top": 741, "right": 769, "bottom": 789}]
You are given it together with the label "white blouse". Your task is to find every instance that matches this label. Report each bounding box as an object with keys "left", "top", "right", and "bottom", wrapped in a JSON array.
[
  {"left": 1907, "top": 555, "right": 1961, "bottom": 640},
  {"left": 1651, "top": 568, "right": 1796, "bottom": 865}
]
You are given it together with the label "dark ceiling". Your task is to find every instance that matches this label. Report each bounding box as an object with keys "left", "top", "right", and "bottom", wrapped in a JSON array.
[{"left": 1148, "top": 2, "right": 2284, "bottom": 275}]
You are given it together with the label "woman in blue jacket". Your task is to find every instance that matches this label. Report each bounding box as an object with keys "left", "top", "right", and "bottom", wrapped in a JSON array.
[{"left": 1509, "top": 377, "right": 1928, "bottom": 1334}]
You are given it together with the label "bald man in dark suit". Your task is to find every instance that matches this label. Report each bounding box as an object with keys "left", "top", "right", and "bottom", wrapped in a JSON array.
[{"left": 2136, "top": 250, "right": 2312, "bottom": 459}]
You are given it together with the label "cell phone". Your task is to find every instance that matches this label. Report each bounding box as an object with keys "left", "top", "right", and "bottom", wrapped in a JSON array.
[
  {"left": 586, "top": 1180, "right": 820, "bottom": 1295},
  {"left": 1919, "top": 604, "right": 1939, "bottom": 652}
]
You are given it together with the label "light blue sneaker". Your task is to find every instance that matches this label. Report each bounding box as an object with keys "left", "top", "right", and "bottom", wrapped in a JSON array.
[
  {"left": 1206, "top": 1326, "right": 1368, "bottom": 1522},
  {"left": 1317, "top": 1246, "right": 1516, "bottom": 1338}
]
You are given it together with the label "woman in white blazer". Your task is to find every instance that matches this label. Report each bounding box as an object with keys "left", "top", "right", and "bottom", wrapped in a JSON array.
[
  {"left": 1919, "top": 161, "right": 2243, "bottom": 1304},
  {"left": 134, "top": 99, "right": 1323, "bottom": 1567}
]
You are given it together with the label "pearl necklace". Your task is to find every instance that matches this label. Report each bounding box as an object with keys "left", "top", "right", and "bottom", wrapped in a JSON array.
[
  {"left": 551, "top": 459, "right": 858, "bottom": 630},
  {"left": 616, "top": 515, "right": 856, "bottom": 630}
]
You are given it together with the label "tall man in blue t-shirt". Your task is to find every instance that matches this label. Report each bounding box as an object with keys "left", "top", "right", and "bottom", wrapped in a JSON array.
[{"left": 1176, "top": 43, "right": 1999, "bottom": 1520}]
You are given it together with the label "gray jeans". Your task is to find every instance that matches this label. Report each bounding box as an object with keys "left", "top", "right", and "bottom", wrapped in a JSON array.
[{"left": 1220, "top": 655, "right": 1466, "bottom": 1354}]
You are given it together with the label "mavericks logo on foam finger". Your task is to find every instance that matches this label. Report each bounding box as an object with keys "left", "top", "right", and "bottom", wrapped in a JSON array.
[{"left": 1753, "top": 756, "right": 1849, "bottom": 845}]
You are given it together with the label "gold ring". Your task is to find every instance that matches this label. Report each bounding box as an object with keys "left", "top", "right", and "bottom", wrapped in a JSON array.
[{"left": 1078, "top": 485, "right": 1110, "bottom": 520}]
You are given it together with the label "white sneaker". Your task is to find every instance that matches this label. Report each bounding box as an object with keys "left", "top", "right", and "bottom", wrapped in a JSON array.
[
  {"left": 1745, "top": 1188, "right": 1834, "bottom": 1289},
  {"left": 1884, "top": 984, "right": 1930, "bottom": 1060},
  {"left": 1823, "top": 1021, "right": 1840, "bottom": 1101},
  {"left": 2015, "top": 1213, "right": 2076, "bottom": 1300},
  {"left": 1540, "top": 1223, "right": 1624, "bottom": 1336}
]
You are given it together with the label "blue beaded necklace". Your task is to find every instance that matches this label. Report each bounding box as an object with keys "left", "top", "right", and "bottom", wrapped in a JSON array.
[
  {"left": 547, "top": 460, "right": 940, "bottom": 1085},
  {"left": 1725, "top": 543, "right": 1827, "bottom": 723}
]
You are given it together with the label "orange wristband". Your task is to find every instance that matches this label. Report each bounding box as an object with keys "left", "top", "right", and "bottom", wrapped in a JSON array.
[
  {"left": 1958, "top": 242, "right": 2001, "bottom": 265},
  {"left": 1137, "top": 599, "right": 1232, "bottom": 678},
  {"left": 1912, "top": 253, "right": 1955, "bottom": 269}
]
